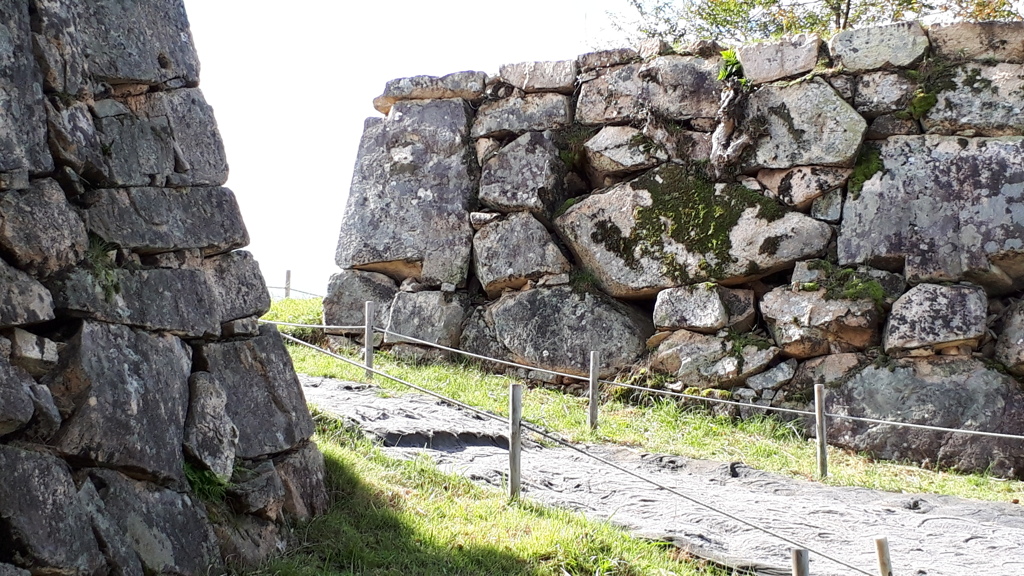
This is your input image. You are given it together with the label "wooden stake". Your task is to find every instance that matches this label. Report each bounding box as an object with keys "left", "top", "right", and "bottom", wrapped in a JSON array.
[
  {"left": 509, "top": 383, "right": 523, "bottom": 500},
  {"left": 284, "top": 270, "right": 291, "bottom": 299},
  {"left": 363, "top": 301, "right": 375, "bottom": 381},
  {"left": 875, "top": 536, "right": 893, "bottom": 576},
  {"left": 791, "top": 548, "right": 809, "bottom": 576},
  {"left": 588, "top": 351, "right": 600, "bottom": 430},
  {"left": 814, "top": 383, "right": 828, "bottom": 479}
]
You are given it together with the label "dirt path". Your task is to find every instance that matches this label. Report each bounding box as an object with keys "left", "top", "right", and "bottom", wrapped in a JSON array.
[{"left": 301, "top": 375, "right": 1024, "bottom": 576}]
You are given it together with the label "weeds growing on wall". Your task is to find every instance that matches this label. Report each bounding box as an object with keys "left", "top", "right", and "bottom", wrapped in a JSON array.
[
  {"left": 85, "top": 233, "right": 121, "bottom": 303},
  {"left": 847, "top": 144, "right": 884, "bottom": 199}
]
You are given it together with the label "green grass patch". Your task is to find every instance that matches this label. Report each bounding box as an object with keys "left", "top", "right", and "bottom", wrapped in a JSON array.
[{"left": 264, "top": 297, "right": 327, "bottom": 345}]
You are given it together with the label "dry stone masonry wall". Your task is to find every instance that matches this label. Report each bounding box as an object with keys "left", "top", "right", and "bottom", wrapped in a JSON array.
[
  {"left": 330, "top": 21, "right": 1024, "bottom": 479},
  {"left": 0, "top": 1, "right": 325, "bottom": 574}
]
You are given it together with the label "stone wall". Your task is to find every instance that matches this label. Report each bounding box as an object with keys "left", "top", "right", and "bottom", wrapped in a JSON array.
[
  {"left": 0, "top": 1, "right": 325, "bottom": 574},
  {"left": 330, "top": 21, "right": 1024, "bottom": 478}
]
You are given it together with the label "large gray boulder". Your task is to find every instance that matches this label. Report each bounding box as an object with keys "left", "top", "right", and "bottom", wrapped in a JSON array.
[
  {"left": 0, "top": 1, "right": 52, "bottom": 176},
  {"left": 736, "top": 34, "right": 820, "bottom": 85},
  {"left": 183, "top": 371, "right": 237, "bottom": 481},
  {"left": 139, "top": 88, "right": 229, "bottom": 186},
  {"left": 923, "top": 63, "right": 1024, "bottom": 137},
  {"left": 478, "top": 131, "right": 566, "bottom": 217},
  {"left": 0, "top": 357, "right": 35, "bottom": 436},
  {"left": 45, "top": 99, "right": 105, "bottom": 180},
  {"left": 883, "top": 283, "right": 987, "bottom": 355},
  {"left": 638, "top": 55, "right": 721, "bottom": 121},
  {"left": 828, "top": 21, "right": 929, "bottom": 72},
  {"left": 576, "top": 63, "right": 644, "bottom": 125},
  {"left": 0, "top": 445, "right": 105, "bottom": 574},
  {"left": 854, "top": 72, "right": 916, "bottom": 119},
  {"left": 499, "top": 60, "right": 577, "bottom": 94},
  {"left": 653, "top": 283, "right": 728, "bottom": 333},
  {"left": 74, "top": 480, "right": 146, "bottom": 576},
  {"left": 31, "top": 0, "right": 91, "bottom": 95},
  {"left": 744, "top": 78, "right": 867, "bottom": 169},
  {"left": 928, "top": 21, "right": 1024, "bottom": 64},
  {"left": 92, "top": 98, "right": 176, "bottom": 187},
  {"left": 384, "top": 291, "right": 469, "bottom": 348},
  {"left": 47, "top": 321, "right": 191, "bottom": 483},
  {"left": 0, "top": 258, "right": 55, "bottom": 328},
  {"left": 487, "top": 286, "right": 653, "bottom": 378},
  {"left": 760, "top": 286, "right": 882, "bottom": 359},
  {"left": 336, "top": 100, "right": 476, "bottom": 287},
  {"left": 651, "top": 329, "right": 779, "bottom": 388},
  {"left": 838, "top": 136, "right": 1024, "bottom": 293},
  {"left": 198, "top": 326, "right": 314, "bottom": 459},
  {"left": 584, "top": 126, "right": 668, "bottom": 184},
  {"left": 84, "top": 186, "right": 249, "bottom": 256},
  {"left": 555, "top": 164, "right": 831, "bottom": 298},
  {"left": 204, "top": 250, "right": 271, "bottom": 325},
  {"left": 995, "top": 299, "right": 1024, "bottom": 375},
  {"left": 273, "top": 441, "right": 329, "bottom": 521},
  {"left": 470, "top": 93, "right": 572, "bottom": 138},
  {"left": 473, "top": 212, "right": 570, "bottom": 298},
  {"left": 323, "top": 269, "right": 397, "bottom": 335},
  {"left": 0, "top": 179, "right": 87, "bottom": 277},
  {"left": 373, "top": 71, "right": 487, "bottom": 115},
  {"left": 825, "top": 357, "right": 1024, "bottom": 478}
]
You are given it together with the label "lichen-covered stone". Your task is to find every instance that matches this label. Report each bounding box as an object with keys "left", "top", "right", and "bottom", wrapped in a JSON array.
[
  {"left": 204, "top": 250, "right": 271, "bottom": 325},
  {"left": 47, "top": 321, "right": 191, "bottom": 483},
  {"left": 0, "top": 1, "right": 52, "bottom": 176},
  {"left": 883, "top": 283, "right": 987, "bottom": 355},
  {"left": 928, "top": 22, "right": 1024, "bottom": 64},
  {"left": 643, "top": 121, "right": 712, "bottom": 164},
  {"left": 761, "top": 286, "right": 882, "bottom": 359},
  {"left": 0, "top": 358, "right": 34, "bottom": 436},
  {"left": 373, "top": 71, "right": 487, "bottom": 115},
  {"left": 923, "top": 63, "right": 1024, "bottom": 137},
  {"left": 323, "top": 269, "right": 397, "bottom": 335},
  {"left": 744, "top": 78, "right": 867, "bottom": 170},
  {"left": 854, "top": 71, "right": 916, "bottom": 119},
  {"left": 384, "top": 291, "right": 469, "bottom": 348},
  {"left": 473, "top": 212, "right": 570, "bottom": 298},
  {"left": 134, "top": 88, "right": 229, "bottom": 186},
  {"left": 756, "top": 166, "right": 851, "bottom": 211},
  {"left": 720, "top": 287, "right": 756, "bottom": 332},
  {"left": 337, "top": 101, "right": 475, "bottom": 287},
  {"left": 212, "top": 514, "right": 284, "bottom": 568},
  {"left": 0, "top": 179, "right": 88, "bottom": 278},
  {"left": 274, "top": 441, "right": 328, "bottom": 521},
  {"left": 471, "top": 93, "right": 572, "bottom": 138},
  {"left": 555, "top": 164, "right": 831, "bottom": 298},
  {"left": 487, "top": 286, "right": 653, "bottom": 378},
  {"left": 838, "top": 136, "right": 1024, "bottom": 293},
  {"left": 638, "top": 55, "right": 721, "bottom": 121},
  {"left": 500, "top": 60, "right": 577, "bottom": 94},
  {"left": 653, "top": 284, "right": 728, "bottom": 333},
  {"left": 829, "top": 21, "right": 929, "bottom": 72},
  {"left": 584, "top": 126, "right": 667, "bottom": 183},
  {"left": 184, "top": 372, "right": 237, "bottom": 481},
  {"left": 0, "top": 445, "right": 105, "bottom": 573},
  {"left": 229, "top": 461, "right": 285, "bottom": 521},
  {"left": 865, "top": 114, "right": 921, "bottom": 140},
  {"left": 746, "top": 358, "right": 797, "bottom": 392},
  {"left": 197, "top": 326, "right": 314, "bottom": 459},
  {"left": 75, "top": 480, "right": 146, "bottom": 576},
  {"left": 45, "top": 100, "right": 105, "bottom": 179},
  {"left": 31, "top": 0, "right": 91, "bottom": 95},
  {"left": 479, "top": 131, "right": 566, "bottom": 217},
  {"left": 577, "top": 49, "right": 638, "bottom": 72},
  {"left": 651, "top": 329, "right": 778, "bottom": 387},
  {"left": 92, "top": 100, "right": 176, "bottom": 187},
  {"left": 7, "top": 327, "right": 59, "bottom": 378},
  {"left": 996, "top": 300, "right": 1024, "bottom": 375},
  {"left": 736, "top": 34, "right": 820, "bottom": 85},
  {"left": 575, "top": 63, "right": 644, "bottom": 125},
  {"left": 0, "top": 258, "right": 55, "bottom": 328},
  {"left": 84, "top": 186, "right": 249, "bottom": 256}
]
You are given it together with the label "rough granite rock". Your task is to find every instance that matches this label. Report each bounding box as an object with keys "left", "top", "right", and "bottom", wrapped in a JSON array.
[
  {"left": 458, "top": 306, "right": 512, "bottom": 371},
  {"left": 45, "top": 99, "right": 106, "bottom": 180},
  {"left": 473, "top": 212, "right": 571, "bottom": 298},
  {"left": 883, "top": 283, "right": 987, "bottom": 355},
  {"left": 760, "top": 286, "right": 882, "bottom": 359},
  {"left": 720, "top": 287, "right": 757, "bottom": 332},
  {"left": 229, "top": 461, "right": 285, "bottom": 521},
  {"left": 0, "top": 1, "right": 52, "bottom": 176},
  {"left": 500, "top": 60, "right": 577, "bottom": 94},
  {"left": 996, "top": 299, "right": 1024, "bottom": 375},
  {"left": 204, "top": 250, "right": 271, "bottom": 324},
  {"left": 744, "top": 78, "right": 867, "bottom": 170},
  {"left": 577, "top": 48, "right": 638, "bottom": 72},
  {"left": 471, "top": 93, "right": 572, "bottom": 138},
  {"left": 923, "top": 63, "right": 1024, "bottom": 136},
  {"left": 31, "top": 0, "right": 91, "bottom": 96},
  {"left": 132, "top": 88, "right": 229, "bottom": 186},
  {"left": 384, "top": 291, "right": 469, "bottom": 348},
  {"left": 213, "top": 514, "right": 285, "bottom": 568},
  {"left": 84, "top": 186, "right": 249, "bottom": 256},
  {"left": 638, "top": 55, "right": 721, "bottom": 121},
  {"left": 184, "top": 372, "right": 237, "bottom": 481},
  {"left": 92, "top": 99, "right": 176, "bottom": 187},
  {"left": 7, "top": 327, "right": 59, "bottom": 377},
  {"left": 651, "top": 329, "right": 779, "bottom": 387},
  {"left": 197, "top": 326, "right": 314, "bottom": 460},
  {"left": 746, "top": 359, "right": 797, "bottom": 392},
  {"left": 23, "top": 384, "right": 62, "bottom": 442},
  {"left": 575, "top": 63, "right": 644, "bottom": 125},
  {"left": 838, "top": 136, "right": 1024, "bottom": 293},
  {"left": 75, "top": 480, "right": 146, "bottom": 576},
  {"left": 0, "top": 357, "right": 35, "bottom": 436},
  {"left": 555, "top": 164, "right": 831, "bottom": 298},
  {"left": 584, "top": 125, "right": 668, "bottom": 184},
  {"left": 0, "top": 258, "right": 55, "bottom": 328},
  {"left": 479, "top": 131, "right": 566, "bottom": 218},
  {"left": 653, "top": 284, "right": 728, "bottom": 333},
  {"left": 0, "top": 445, "right": 105, "bottom": 573},
  {"left": 373, "top": 71, "right": 487, "bottom": 115},
  {"left": 274, "top": 441, "right": 329, "bottom": 521},
  {"left": 322, "top": 270, "right": 396, "bottom": 335},
  {"left": 811, "top": 189, "right": 843, "bottom": 222},
  {"left": 828, "top": 21, "right": 929, "bottom": 72},
  {"left": 46, "top": 322, "right": 191, "bottom": 483},
  {"left": 487, "top": 285, "right": 653, "bottom": 378},
  {"left": 825, "top": 357, "right": 1024, "bottom": 477},
  {"left": 928, "top": 21, "right": 1024, "bottom": 64},
  {"left": 0, "top": 178, "right": 87, "bottom": 278},
  {"left": 865, "top": 114, "right": 921, "bottom": 140},
  {"left": 84, "top": 469, "right": 222, "bottom": 575},
  {"left": 756, "top": 166, "right": 851, "bottom": 211},
  {"left": 736, "top": 34, "right": 820, "bottom": 85},
  {"left": 336, "top": 100, "right": 476, "bottom": 287},
  {"left": 643, "top": 121, "right": 712, "bottom": 164},
  {"left": 854, "top": 71, "right": 916, "bottom": 119}
]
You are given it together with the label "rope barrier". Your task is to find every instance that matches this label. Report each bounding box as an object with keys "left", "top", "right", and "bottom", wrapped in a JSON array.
[
  {"left": 282, "top": 333, "right": 875, "bottom": 576},
  {"left": 601, "top": 379, "right": 817, "bottom": 417},
  {"left": 261, "top": 319, "right": 364, "bottom": 331}
]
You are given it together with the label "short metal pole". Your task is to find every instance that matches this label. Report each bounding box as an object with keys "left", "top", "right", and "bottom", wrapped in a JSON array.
[
  {"left": 875, "top": 536, "right": 893, "bottom": 576},
  {"left": 814, "top": 383, "right": 828, "bottom": 479},
  {"left": 509, "top": 383, "right": 523, "bottom": 500},
  {"left": 588, "top": 351, "right": 600, "bottom": 430},
  {"left": 791, "top": 548, "right": 809, "bottom": 576},
  {"left": 363, "top": 301, "right": 375, "bottom": 381},
  {"left": 284, "top": 270, "right": 291, "bottom": 298}
]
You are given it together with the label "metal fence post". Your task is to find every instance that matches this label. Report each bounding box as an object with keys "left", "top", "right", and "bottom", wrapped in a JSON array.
[
  {"left": 814, "top": 383, "right": 828, "bottom": 479},
  {"left": 509, "top": 383, "right": 523, "bottom": 500},
  {"left": 284, "top": 270, "right": 291, "bottom": 299},
  {"left": 791, "top": 549, "right": 810, "bottom": 576},
  {"left": 875, "top": 536, "right": 893, "bottom": 576},
  {"left": 364, "top": 301, "right": 375, "bottom": 381},
  {"left": 588, "top": 351, "right": 600, "bottom": 430}
]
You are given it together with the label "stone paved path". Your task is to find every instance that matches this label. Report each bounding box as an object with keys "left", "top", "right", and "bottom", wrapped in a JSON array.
[{"left": 301, "top": 376, "right": 1024, "bottom": 576}]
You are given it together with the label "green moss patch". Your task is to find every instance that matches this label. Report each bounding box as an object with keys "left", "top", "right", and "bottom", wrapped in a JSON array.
[
  {"left": 806, "top": 260, "right": 886, "bottom": 310},
  {"left": 848, "top": 145, "right": 883, "bottom": 199},
  {"left": 588, "top": 163, "right": 786, "bottom": 283}
]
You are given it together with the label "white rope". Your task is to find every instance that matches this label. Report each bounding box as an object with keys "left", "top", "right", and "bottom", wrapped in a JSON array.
[
  {"left": 603, "top": 379, "right": 816, "bottom": 416},
  {"left": 260, "top": 319, "right": 364, "bottom": 331},
  {"left": 283, "top": 333, "right": 874, "bottom": 576}
]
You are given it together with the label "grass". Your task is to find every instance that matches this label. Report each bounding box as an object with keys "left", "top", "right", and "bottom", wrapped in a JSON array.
[
  {"left": 240, "top": 411, "right": 727, "bottom": 576},
  {"left": 262, "top": 297, "right": 327, "bottom": 345}
]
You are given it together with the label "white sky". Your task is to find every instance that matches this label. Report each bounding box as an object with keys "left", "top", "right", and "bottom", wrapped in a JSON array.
[{"left": 181, "top": 0, "right": 630, "bottom": 295}]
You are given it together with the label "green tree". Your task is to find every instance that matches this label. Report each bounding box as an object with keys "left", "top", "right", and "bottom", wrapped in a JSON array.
[{"left": 618, "top": 0, "right": 1022, "bottom": 45}]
